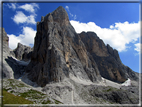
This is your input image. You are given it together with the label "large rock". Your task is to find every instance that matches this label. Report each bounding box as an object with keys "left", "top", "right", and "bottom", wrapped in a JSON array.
[
  {"left": 79, "top": 32, "right": 139, "bottom": 83},
  {"left": 25, "top": 6, "right": 101, "bottom": 87}
]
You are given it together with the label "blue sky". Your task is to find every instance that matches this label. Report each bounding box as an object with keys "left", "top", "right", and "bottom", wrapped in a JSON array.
[{"left": 2, "top": 2, "right": 141, "bottom": 73}]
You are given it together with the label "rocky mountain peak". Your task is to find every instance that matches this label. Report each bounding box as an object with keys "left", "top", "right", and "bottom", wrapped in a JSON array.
[
  {"left": 79, "top": 31, "right": 138, "bottom": 83},
  {"left": 38, "top": 6, "right": 69, "bottom": 32},
  {"left": 25, "top": 6, "right": 101, "bottom": 87},
  {"left": 51, "top": 6, "right": 69, "bottom": 25}
]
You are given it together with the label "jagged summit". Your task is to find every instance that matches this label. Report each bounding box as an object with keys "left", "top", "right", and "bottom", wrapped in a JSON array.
[
  {"left": 38, "top": 6, "right": 70, "bottom": 29},
  {"left": 51, "top": 6, "right": 69, "bottom": 25}
]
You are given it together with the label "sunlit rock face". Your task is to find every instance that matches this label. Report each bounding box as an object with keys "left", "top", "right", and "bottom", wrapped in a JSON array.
[{"left": 25, "top": 6, "right": 101, "bottom": 87}]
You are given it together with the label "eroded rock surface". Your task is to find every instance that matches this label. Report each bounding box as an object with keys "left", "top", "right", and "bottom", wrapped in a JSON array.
[{"left": 25, "top": 6, "right": 101, "bottom": 87}]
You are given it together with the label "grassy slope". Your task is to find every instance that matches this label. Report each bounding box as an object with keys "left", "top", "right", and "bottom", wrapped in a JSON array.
[
  {"left": 3, "top": 79, "right": 63, "bottom": 104},
  {"left": 3, "top": 90, "right": 33, "bottom": 104}
]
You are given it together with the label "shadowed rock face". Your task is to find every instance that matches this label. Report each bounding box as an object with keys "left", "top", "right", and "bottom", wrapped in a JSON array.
[
  {"left": 79, "top": 32, "right": 139, "bottom": 83},
  {"left": 25, "top": 6, "right": 101, "bottom": 87}
]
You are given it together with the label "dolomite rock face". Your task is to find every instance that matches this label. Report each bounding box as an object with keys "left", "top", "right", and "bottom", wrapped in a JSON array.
[
  {"left": 79, "top": 32, "right": 139, "bottom": 83},
  {"left": 25, "top": 6, "right": 101, "bottom": 87}
]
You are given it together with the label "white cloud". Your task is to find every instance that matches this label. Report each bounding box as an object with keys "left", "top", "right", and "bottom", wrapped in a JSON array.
[
  {"left": 65, "top": 5, "right": 77, "bottom": 20},
  {"left": 12, "top": 11, "right": 27, "bottom": 24},
  {"left": 8, "top": 27, "right": 36, "bottom": 49},
  {"left": 72, "top": 14, "right": 76, "bottom": 20},
  {"left": 70, "top": 20, "right": 140, "bottom": 52},
  {"left": 7, "top": 34, "right": 20, "bottom": 49},
  {"left": 12, "top": 11, "right": 36, "bottom": 24},
  {"left": 7, "top": 3, "right": 17, "bottom": 10},
  {"left": 26, "top": 15, "right": 36, "bottom": 24},
  {"left": 6, "top": 3, "right": 39, "bottom": 49},
  {"left": 65, "top": 6, "right": 69, "bottom": 11},
  {"left": 6, "top": 3, "right": 39, "bottom": 25},
  {"left": 18, "top": 3, "right": 39, "bottom": 13},
  {"left": 134, "top": 43, "right": 142, "bottom": 54}
]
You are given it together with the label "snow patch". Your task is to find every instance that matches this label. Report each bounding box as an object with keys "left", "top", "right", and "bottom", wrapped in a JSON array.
[
  {"left": 16, "top": 60, "right": 30, "bottom": 66},
  {"left": 11, "top": 56, "right": 30, "bottom": 66},
  {"left": 100, "top": 77, "right": 122, "bottom": 89},
  {"left": 121, "top": 78, "right": 131, "bottom": 86}
]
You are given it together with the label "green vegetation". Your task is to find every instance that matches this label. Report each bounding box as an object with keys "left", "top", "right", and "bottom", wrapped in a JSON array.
[
  {"left": 3, "top": 90, "right": 33, "bottom": 104},
  {"left": 3, "top": 79, "right": 63, "bottom": 104},
  {"left": 19, "top": 89, "right": 45, "bottom": 99},
  {"left": 103, "top": 86, "right": 119, "bottom": 92},
  {"left": 54, "top": 99, "right": 63, "bottom": 104},
  {"left": 6, "top": 79, "right": 29, "bottom": 88},
  {"left": 106, "top": 88, "right": 114, "bottom": 92},
  {"left": 41, "top": 99, "right": 63, "bottom": 104},
  {"left": 42, "top": 100, "right": 52, "bottom": 104}
]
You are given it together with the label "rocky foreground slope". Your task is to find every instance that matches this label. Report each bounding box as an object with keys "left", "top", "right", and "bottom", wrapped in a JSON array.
[{"left": 2, "top": 6, "right": 140, "bottom": 105}]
